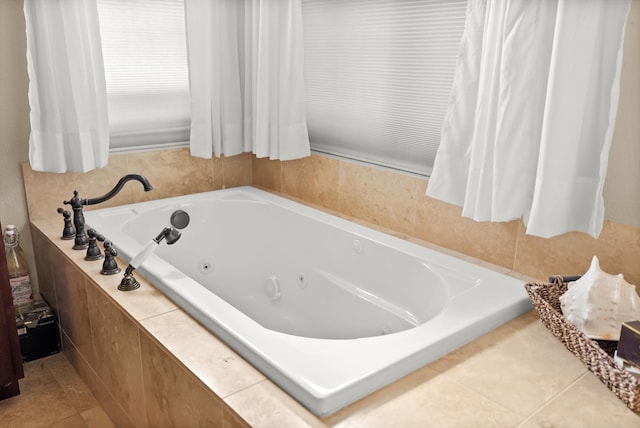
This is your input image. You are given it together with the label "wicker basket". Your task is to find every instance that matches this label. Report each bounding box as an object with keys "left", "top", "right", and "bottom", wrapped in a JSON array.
[{"left": 525, "top": 281, "right": 640, "bottom": 412}]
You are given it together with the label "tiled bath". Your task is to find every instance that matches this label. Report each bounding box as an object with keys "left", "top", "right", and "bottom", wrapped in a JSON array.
[{"left": 19, "top": 148, "right": 640, "bottom": 427}]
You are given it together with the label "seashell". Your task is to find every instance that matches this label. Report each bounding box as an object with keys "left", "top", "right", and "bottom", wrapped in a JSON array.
[{"left": 560, "top": 256, "right": 640, "bottom": 341}]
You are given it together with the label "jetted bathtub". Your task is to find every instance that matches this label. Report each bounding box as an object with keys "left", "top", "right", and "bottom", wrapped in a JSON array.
[{"left": 85, "top": 186, "right": 532, "bottom": 416}]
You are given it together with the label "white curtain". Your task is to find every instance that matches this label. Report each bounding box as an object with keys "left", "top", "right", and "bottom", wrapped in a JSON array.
[
  {"left": 426, "top": 0, "right": 631, "bottom": 239},
  {"left": 185, "top": 0, "right": 310, "bottom": 160},
  {"left": 24, "top": 0, "right": 109, "bottom": 173}
]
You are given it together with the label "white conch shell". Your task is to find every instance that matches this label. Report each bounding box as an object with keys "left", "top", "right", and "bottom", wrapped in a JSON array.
[{"left": 560, "top": 256, "right": 640, "bottom": 341}]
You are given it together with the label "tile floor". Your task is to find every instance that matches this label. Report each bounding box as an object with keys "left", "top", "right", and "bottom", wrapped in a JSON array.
[{"left": 0, "top": 353, "right": 114, "bottom": 428}]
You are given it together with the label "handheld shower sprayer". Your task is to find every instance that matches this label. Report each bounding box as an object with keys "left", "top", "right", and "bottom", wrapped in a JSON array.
[
  {"left": 118, "top": 225, "right": 182, "bottom": 291},
  {"left": 154, "top": 226, "right": 182, "bottom": 245}
]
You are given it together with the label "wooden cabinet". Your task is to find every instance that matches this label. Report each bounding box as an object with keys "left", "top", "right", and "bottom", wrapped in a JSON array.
[{"left": 0, "top": 223, "right": 24, "bottom": 399}]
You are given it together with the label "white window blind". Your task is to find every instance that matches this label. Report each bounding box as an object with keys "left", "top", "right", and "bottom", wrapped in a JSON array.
[
  {"left": 302, "top": 0, "right": 467, "bottom": 176},
  {"left": 97, "top": 0, "right": 190, "bottom": 150}
]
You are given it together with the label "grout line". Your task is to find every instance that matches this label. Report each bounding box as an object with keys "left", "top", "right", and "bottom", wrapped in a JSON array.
[
  {"left": 133, "top": 326, "right": 148, "bottom": 427},
  {"left": 517, "top": 370, "right": 588, "bottom": 426},
  {"left": 511, "top": 221, "right": 524, "bottom": 273},
  {"left": 136, "top": 307, "right": 182, "bottom": 323},
  {"left": 410, "top": 178, "right": 420, "bottom": 237},
  {"left": 433, "top": 373, "right": 528, "bottom": 425},
  {"left": 221, "top": 156, "right": 227, "bottom": 189},
  {"left": 278, "top": 156, "right": 284, "bottom": 191},
  {"left": 60, "top": 330, "right": 131, "bottom": 427},
  {"left": 220, "top": 378, "right": 270, "bottom": 401},
  {"left": 337, "top": 158, "right": 345, "bottom": 213}
]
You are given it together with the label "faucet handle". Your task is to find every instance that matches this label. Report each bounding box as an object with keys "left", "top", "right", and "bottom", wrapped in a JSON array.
[
  {"left": 100, "top": 241, "right": 121, "bottom": 275},
  {"left": 56, "top": 208, "right": 75, "bottom": 240},
  {"left": 85, "top": 229, "right": 105, "bottom": 261},
  {"left": 87, "top": 228, "right": 105, "bottom": 241},
  {"left": 63, "top": 190, "right": 86, "bottom": 209}
]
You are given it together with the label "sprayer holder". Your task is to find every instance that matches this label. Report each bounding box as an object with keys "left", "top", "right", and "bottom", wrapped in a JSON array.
[{"left": 118, "top": 265, "right": 140, "bottom": 291}]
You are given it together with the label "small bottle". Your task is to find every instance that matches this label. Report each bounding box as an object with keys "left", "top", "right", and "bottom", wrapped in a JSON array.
[{"left": 3, "top": 225, "right": 34, "bottom": 314}]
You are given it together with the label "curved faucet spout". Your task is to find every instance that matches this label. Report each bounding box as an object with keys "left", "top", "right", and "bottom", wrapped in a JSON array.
[
  {"left": 63, "top": 174, "right": 153, "bottom": 250},
  {"left": 85, "top": 174, "right": 153, "bottom": 206}
]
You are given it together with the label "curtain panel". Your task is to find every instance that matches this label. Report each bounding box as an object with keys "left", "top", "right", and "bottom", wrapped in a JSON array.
[
  {"left": 24, "top": 0, "right": 109, "bottom": 173},
  {"left": 427, "top": 0, "right": 632, "bottom": 239},
  {"left": 185, "top": 0, "right": 310, "bottom": 160}
]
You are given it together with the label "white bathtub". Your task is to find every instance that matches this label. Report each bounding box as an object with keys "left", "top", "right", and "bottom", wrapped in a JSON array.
[{"left": 85, "top": 186, "right": 531, "bottom": 416}]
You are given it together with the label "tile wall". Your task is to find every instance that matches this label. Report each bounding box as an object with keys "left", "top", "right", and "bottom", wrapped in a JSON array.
[
  {"left": 22, "top": 149, "right": 252, "bottom": 222},
  {"left": 22, "top": 146, "right": 640, "bottom": 289},
  {"left": 20, "top": 147, "right": 640, "bottom": 426},
  {"left": 253, "top": 154, "right": 640, "bottom": 285}
]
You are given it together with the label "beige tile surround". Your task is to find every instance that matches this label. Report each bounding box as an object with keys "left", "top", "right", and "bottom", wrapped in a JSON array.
[
  {"left": 21, "top": 148, "right": 640, "bottom": 427},
  {"left": 254, "top": 154, "right": 640, "bottom": 285},
  {"left": 23, "top": 148, "right": 640, "bottom": 285},
  {"left": 22, "top": 149, "right": 252, "bottom": 223}
]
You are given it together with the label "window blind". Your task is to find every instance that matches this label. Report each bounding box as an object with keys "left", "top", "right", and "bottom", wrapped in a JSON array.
[
  {"left": 302, "top": 0, "right": 467, "bottom": 176},
  {"left": 97, "top": 0, "right": 190, "bottom": 150}
]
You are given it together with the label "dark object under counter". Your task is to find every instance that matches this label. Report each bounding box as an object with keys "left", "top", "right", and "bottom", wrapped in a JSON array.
[{"left": 16, "top": 298, "right": 60, "bottom": 362}]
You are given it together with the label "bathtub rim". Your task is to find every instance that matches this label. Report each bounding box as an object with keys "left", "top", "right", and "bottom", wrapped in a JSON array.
[{"left": 84, "top": 185, "right": 533, "bottom": 416}]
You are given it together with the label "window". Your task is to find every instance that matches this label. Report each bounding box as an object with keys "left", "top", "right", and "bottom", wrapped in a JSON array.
[
  {"left": 97, "top": 0, "right": 466, "bottom": 163},
  {"left": 97, "top": 0, "right": 190, "bottom": 151},
  {"left": 302, "top": 0, "right": 467, "bottom": 176}
]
